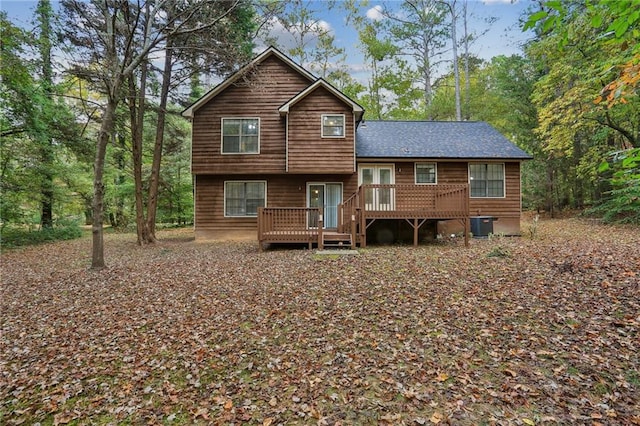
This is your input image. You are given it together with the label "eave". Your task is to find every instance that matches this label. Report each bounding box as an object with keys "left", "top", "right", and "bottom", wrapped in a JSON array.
[
  {"left": 181, "top": 46, "right": 316, "bottom": 119},
  {"left": 278, "top": 78, "right": 365, "bottom": 123}
]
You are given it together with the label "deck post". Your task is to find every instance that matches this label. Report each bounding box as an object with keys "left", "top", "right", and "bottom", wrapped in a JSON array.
[
  {"left": 318, "top": 209, "right": 324, "bottom": 250},
  {"left": 359, "top": 186, "right": 366, "bottom": 248},
  {"left": 350, "top": 214, "right": 356, "bottom": 249},
  {"left": 257, "top": 207, "right": 264, "bottom": 251},
  {"left": 464, "top": 217, "right": 469, "bottom": 247},
  {"left": 414, "top": 218, "right": 419, "bottom": 247}
]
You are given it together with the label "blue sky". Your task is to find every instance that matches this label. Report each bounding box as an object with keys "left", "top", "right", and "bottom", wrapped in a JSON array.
[{"left": 1, "top": 0, "right": 535, "bottom": 82}]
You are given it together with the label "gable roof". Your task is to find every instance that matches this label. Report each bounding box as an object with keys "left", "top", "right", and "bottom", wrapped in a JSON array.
[
  {"left": 278, "top": 78, "right": 365, "bottom": 122},
  {"left": 182, "top": 46, "right": 316, "bottom": 118},
  {"left": 356, "top": 121, "right": 533, "bottom": 160}
]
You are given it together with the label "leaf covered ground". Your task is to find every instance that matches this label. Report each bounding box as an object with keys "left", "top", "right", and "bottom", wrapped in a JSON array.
[{"left": 1, "top": 218, "right": 639, "bottom": 425}]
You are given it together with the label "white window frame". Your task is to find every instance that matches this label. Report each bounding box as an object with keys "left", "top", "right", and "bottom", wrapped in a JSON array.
[
  {"left": 221, "top": 117, "right": 260, "bottom": 154},
  {"left": 223, "top": 180, "right": 267, "bottom": 217},
  {"left": 415, "top": 162, "right": 438, "bottom": 185},
  {"left": 321, "top": 114, "right": 346, "bottom": 138},
  {"left": 469, "top": 163, "right": 505, "bottom": 198}
]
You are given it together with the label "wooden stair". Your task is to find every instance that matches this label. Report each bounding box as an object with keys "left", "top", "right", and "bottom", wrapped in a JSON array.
[{"left": 321, "top": 232, "right": 353, "bottom": 249}]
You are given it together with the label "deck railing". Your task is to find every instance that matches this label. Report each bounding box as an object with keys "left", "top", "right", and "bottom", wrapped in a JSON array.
[
  {"left": 258, "top": 184, "right": 469, "bottom": 248},
  {"left": 358, "top": 183, "right": 469, "bottom": 218},
  {"left": 257, "top": 207, "right": 322, "bottom": 249},
  {"left": 337, "top": 191, "right": 360, "bottom": 240}
]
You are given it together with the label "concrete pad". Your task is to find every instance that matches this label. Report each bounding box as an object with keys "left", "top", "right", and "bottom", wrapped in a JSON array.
[{"left": 315, "top": 249, "right": 360, "bottom": 255}]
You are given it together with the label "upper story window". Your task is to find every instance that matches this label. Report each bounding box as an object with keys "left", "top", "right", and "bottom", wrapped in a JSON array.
[
  {"left": 322, "top": 114, "right": 345, "bottom": 138},
  {"left": 222, "top": 118, "right": 259, "bottom": 154},
  {"left": 415, "top": 163, "right": 437, "bottom": 184},
  {"left": 469, "top": 163, "right": 505, "bottom": 197}
]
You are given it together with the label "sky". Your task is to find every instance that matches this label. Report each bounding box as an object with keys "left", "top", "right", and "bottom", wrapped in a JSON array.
[{"left": 1, "top": 0, "right": 535, "bottom": 83}]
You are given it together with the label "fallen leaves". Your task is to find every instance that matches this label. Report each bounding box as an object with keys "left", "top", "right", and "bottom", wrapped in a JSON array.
[{"left": 1, "top": 219, "right": 639, "bottom": 424}]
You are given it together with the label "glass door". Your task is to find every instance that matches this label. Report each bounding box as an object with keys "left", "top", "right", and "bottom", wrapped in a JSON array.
[
  {"left": 308, "top": 183, "right": 342, "bottom": 228},
  {"left": 359, "top": 165, "right": 395, "bottom": 211}
]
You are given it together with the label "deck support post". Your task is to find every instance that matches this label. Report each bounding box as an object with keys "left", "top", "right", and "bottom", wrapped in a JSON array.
[
  {"left": 464, "top": 217, "right": 469, "bottom": 247},
  {"left": 413, "top": 218, "right": 419, "bottom": 247},
  {"left": 350, "top": 214, "right": 356, "bottom": 249},
  {"left": 318, "top": 209, "right": 324, "bottom": 250}
]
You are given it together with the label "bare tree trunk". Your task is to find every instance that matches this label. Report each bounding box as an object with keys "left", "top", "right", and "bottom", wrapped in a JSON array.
[
  {"left": 38, "top": 0, "right": 54, "bottom": 228},
  {"left": 146, "top": 38, "right": 174, "bottom": 241},
  {"left": 130, "top": 62, "right": 152, "bottom": 245},
  {"left": 463, "top": 0, "right": 470, "bottom": 120},
  {"left": 91, "top": 98, "right": 117, "bottom": 269},
  {"left": 450, "top": 0, "right": 461, "bottom": 121}
]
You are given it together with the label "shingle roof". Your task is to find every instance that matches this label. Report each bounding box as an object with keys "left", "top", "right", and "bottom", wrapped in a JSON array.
[{"left": 356, "top": 121, "right": 533, "bottom": 160}]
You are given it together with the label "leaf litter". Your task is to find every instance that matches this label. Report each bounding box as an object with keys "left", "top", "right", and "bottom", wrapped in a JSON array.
[{"left": 1, "top": 218, "right": 638, "bottom": 425}]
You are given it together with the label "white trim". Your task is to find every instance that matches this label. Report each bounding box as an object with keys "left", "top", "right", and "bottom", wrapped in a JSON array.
[
  {"left": 352, "top": 115, "right": 356, "bottom": 173},
  {"left": 321, "top": 114, "right": 346, "bottom": 138},
  {"left": 220, "top": 117, "right": 260, "bottom": 155},
  {"left": 193, "top": 175, "right": 197, "bottom": 231},
  {"left": 285, "top": 114, "right": 289, "bottom": 172},
  {"left": 468, "top": 162, "right": 506, "bottom": 198},
  {"left": 306, "top": 182, "right": 343, "bottom": 229},
  {"left": 223, "top": 180, "right": 267, "bottom": 217},
  {"left": 278, "top": 79, "right": 364, "bottom": 122},
  {"left": 357, "top": 163, "right": 396, "bottom": 185},
  {"left": 414, "top": 162, "right": 438, "bottom": 185}
]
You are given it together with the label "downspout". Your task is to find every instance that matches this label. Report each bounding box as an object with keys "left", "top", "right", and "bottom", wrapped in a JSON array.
[
  {"left": 353, "top": 114, "right": 357, "bottom": 173},
  {"left": 285, "top": 114, "right": 289, "bottom": 172},
  {"left": 189, "top": 117, "right": 196, "bottom": 234}
]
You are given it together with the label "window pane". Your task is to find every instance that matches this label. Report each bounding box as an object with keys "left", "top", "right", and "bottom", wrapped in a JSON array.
[
  {"left": 487, "top": 180, "right": 504, "bottom": 197},
  {"left": 416, "top": 163, "right": 436, "bottom": 183},
  {"left": 470, "top": 180, "right": 486, "bottom": 197},
  {"left": 223, "top": 118, "right": 259, "bottom": 153},
  {"left": 242, "top": 119, "right": 258, "bottom": 135},
  {"left": 487, "top": 164, "right": 504, "bottom": 180},
  {"left": 322, "top": 115, "right": 344, "bottom": 137},
  {"left": 362, "top": 169, "right": 373, "bottom": 184},
  {"left": 470, "top": 164, "right": 503, "bottom": 197},
  {"left": 223, "top": 120, "right": 240, "bottom": 135},
  {"left": 223, "top": 136, "right": 240, "bottom": 153},
  {"left": 225, "top": 182, "right": 265, "bottom": 216},
  {"left": 242, "top": 136, "right": 258, "bottom": 153}
]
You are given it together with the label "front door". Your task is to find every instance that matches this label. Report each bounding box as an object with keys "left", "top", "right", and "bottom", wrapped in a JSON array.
[
  {"left": 308, "top": 183, "right": 342, "bottom": 228},
  {"left": 359, "top": 164, "right": 395, "bottom": 211}
]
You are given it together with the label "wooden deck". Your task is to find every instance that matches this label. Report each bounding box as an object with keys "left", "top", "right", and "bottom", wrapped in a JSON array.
[{"left": 258, "top": 184, "right": 470, "bottom": 249}]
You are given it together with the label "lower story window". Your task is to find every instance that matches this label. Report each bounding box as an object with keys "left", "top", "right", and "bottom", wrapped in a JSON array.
[
  {"left": 224, "top": 181, "right": 266, "bottom": 216},
  {"left": 470, "top": 163, "right": 504, "bottom": 197}
]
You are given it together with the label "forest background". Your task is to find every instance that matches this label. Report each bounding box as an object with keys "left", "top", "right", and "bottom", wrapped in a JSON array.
[{"left": 1, "top": 0, "right": 638, "bottom": 265}]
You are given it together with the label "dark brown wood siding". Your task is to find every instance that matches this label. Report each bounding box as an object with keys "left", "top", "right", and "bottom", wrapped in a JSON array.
[
  {"left": 358, "top": 160, "right": 523, "bottom": 220},
  {"left": 195, "top": 174, "right": 358, "bottom": 234},
  {"left": 287, "top": 87, "right": 355, "bottom": 173},
  {"left": 191, "top": 55, "right": 312, "bottom": 175}
]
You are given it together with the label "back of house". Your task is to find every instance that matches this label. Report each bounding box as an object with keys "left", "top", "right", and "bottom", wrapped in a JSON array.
[{"left": 182, "top": 47, "right": 532, "bottom": 247}]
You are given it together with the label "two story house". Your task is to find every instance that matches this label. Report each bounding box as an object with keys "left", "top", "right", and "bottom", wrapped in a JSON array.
[{"left": 182, "top": 47, "right": 532, "bottom": 249}]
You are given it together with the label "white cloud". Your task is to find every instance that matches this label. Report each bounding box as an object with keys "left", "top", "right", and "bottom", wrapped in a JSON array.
[
  {"left": 255, "top": 17, "right": 335, "bottom": 63},
  {"left": 366, "top": 5, "right": 384, "bottom": 21},
  {"left": 482, "top": 0, "right": 518, "bottom": 4}
]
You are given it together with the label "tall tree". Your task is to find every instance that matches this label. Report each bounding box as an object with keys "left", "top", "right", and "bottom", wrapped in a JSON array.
[
  {"left": 524, "top": 0, "right": 639, "bottom": 215},
  {"left": 36, "top": 0, "right": 55, "bottom": 228},
  {"left": 263, "top": 0, "right": 337, "bottom": 67},
  {"left": 60, "top": 0, "right": 252, "bottom": 268},
  {"left": 378, "top": 0, "right": 450, "bottom": 117}
]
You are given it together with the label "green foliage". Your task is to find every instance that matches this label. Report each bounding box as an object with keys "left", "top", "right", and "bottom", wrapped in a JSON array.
[
  {"left": 588, "top": 148, "right": 640, "bottom": 223},
  {"left": 0, "top": 221, "right": 83, "bottom": 249},
  {"left": 524, "top": 1, "right": 639, "bottom": 215}
]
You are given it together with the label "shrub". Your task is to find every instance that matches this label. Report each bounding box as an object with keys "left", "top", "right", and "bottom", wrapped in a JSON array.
[{"left": 0, "top": 222, "right": 83, "bottom": 249}]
